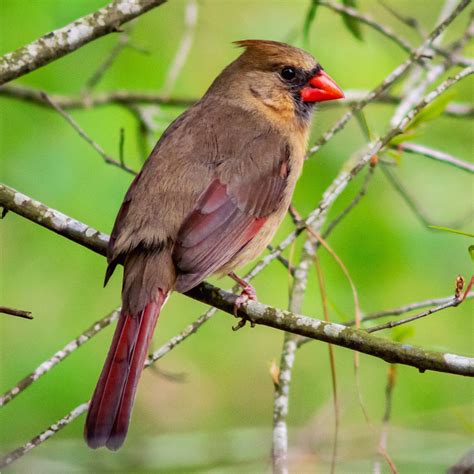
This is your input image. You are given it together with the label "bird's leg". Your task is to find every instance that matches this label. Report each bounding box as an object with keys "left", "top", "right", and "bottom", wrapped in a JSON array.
[{"left": 228, "top": 272, "right": 257, "bottom": 330}]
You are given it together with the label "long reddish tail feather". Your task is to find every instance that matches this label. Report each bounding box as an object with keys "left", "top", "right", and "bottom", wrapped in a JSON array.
[{"left": 85, "top": 290, "right": 167, "bottom": 450}]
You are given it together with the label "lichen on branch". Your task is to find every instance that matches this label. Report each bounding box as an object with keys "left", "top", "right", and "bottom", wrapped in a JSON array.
[{"left": 0, "top": 0, "right": 166, "bottom": 86}]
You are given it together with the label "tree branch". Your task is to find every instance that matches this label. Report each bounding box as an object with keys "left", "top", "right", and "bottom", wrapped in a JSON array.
[
  {"left": 0, "top": 0, "right": 166, "bottom": 85},
  {"left": 317, "top": 0, "right": 414, "bottom": 54},
  {"left": 0, "top": 184, "right": 109, "bottom": 256},
  {"left": 0, "top": 403, "right": 90, "bottom": 468},
  {"left": 398, "top": 142, "right": 474, "bottom": 173},
  {"left": 2, "top": 183, "right": 472, "bottom": 378},
  {"left": 347, "top": 292, "right": 474, "bottom": 326},
  {"left": 0, "top": 306, "right": 33, "bottom": 320},
  {"left": 0, "top": 84, "right": 196, "bottom": 108},
  {"left": 272, "top": 249, "right": 312, "bottom": 474},
  {"left": 2, "top": 84, "right": 472, "bottom": 118},
  {"left": 367, "top": 291, "right": 471, "bottom": 333}
]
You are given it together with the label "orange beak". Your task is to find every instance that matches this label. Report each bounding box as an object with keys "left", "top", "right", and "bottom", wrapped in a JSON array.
[{"left": 300, "top": 70, "right": 344, "bottom": 102}]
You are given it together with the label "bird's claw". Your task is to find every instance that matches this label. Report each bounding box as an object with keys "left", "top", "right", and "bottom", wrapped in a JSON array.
[
  {"left": 232, "top": 314, "right": 256, "bottom": 331},
  {"left": 232, "top": 282, "right": 257, "bottom": 330}
]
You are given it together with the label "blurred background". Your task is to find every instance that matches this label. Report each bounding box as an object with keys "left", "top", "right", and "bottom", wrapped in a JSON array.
[{"left": 1, "top": 0, "right": 472, "bottom": 472}]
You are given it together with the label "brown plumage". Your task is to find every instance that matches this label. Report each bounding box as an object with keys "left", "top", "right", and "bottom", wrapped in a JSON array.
[{"left": 84, "top": 39, "right": 343, "bottom": 450}]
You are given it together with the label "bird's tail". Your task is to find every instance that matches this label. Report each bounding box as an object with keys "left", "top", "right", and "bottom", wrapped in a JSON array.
[{"left": 84, "top": 290, "right": 168, "bottom": 450}]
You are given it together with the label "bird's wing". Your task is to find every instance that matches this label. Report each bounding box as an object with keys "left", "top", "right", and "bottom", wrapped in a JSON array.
[{"left": 173, "top": 138, "right": 291, "bottom": 293}]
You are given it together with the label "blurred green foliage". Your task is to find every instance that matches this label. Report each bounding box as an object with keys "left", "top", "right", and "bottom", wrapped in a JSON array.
[{"left": 1, "top": 0, "right": 473, "bottom": 472}]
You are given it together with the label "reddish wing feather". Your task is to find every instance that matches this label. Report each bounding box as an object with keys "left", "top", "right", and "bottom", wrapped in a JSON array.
[
  {"left": 174, "top": 180, "right": 268, "bottom": 292},
  {"left": 173, "top": 147, "right": 290, "bottom": 293}
]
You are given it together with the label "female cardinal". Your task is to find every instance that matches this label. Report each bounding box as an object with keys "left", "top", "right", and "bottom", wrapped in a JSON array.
[{"left": 85, "top": 40, "right": 343, "bottom": 450}]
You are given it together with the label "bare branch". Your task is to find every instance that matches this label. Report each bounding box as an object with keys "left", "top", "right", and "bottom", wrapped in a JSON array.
[
  {"left": 347, "top": 292, "right": 474, "bottom": 326},
  {"left": 317, "top": 0, "right": 414, "bottom": 54},
  {"left": 0, "top": 0, "right": 166, "bottom": 85},
  {"left": 0, "top": 184, "right": 108, "bottom": 256},
  {"left": 380, "top": 164, "right": 432, "bottom": 227},
  {"left": 398, "top": 143, "right": 474, "bottom": 173},
  {"left": 321, "top": 164, "right": 376, "bottom": 241},
  {"left": 161, "top": 0, "right": 198, "bottom": 98},
  {"left": 272, "top": 252, "right": 311, "bottom": 473},
  {"left": 188, "top": 283, "right": 474, "bottom": 377},
  {"left": 2, "top": 84, "right": 472, "bottom": 118},
  {"left": 0, "top": 306, "right": 32, "bottom": 320},
  {"left": 272, "top": 336, "right": 297, "bottom": 474},
  {"left": 41, "top": 93, "right": 136, "bottom": 174},
  {"left": 147, "top": 307, "right": 217, "bottom": 366},
  {"left": 83, "top": 31, "right": 131, "bottom": 93},
  {"left": 0, "top": 84, "right": 196, "bottom": 109},
  {"left": 367, "top": 289, "right": 472, "bottom": 333},
  {"left": 373, "top": 365, "right": 398, "bottom": 474},
  {"left": 0, "top": 403, "right": 89, "bottom": 469}
]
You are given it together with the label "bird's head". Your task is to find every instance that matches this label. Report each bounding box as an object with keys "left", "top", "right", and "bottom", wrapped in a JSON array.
[{"left": 207, "top": 40, "right": 344, "bottom": 127}]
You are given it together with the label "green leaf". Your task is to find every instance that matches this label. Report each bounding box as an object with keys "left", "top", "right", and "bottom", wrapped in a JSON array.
[
  {"left": 390, "top": 91, "right": 457, "bottom": 146},
  {"left": 406, "top": 91, "right": 456, "bottom": 132},
  {"left": 429, "top": 225, "right": 474, "bottom": 238},
  {"left": 392, "top": 326, "right": 415, "bottom": 342},
  {"left": 469, "top": 245, "right": 474, "bottom": 262},
  {"left": 303, "top": 1, "right": 319, "bottom": 47},
  {"left": 389, "top": 128, "right": 423, "bottom": 145},
  {"left": 342, "top": 0, "right": 363, "bottom": 41}
]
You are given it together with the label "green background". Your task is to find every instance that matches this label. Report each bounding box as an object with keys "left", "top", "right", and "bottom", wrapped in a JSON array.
[{"left": 1, "top": 0, "right": 472, "bottom": 472}]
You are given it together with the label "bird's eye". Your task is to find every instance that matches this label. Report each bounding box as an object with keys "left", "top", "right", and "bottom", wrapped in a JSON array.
[{"left": 280, "top": 66, "right": 296, "bottom": 81}]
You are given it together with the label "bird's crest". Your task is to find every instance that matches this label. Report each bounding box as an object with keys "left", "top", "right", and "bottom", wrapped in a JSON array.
[{"left": 233, "top": 40, "right": 315, "bottom": 69}]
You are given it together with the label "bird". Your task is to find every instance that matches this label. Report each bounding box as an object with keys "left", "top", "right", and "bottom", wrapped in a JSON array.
[{"left": 84, "top": 39, "right": 343, "bottom": 450}]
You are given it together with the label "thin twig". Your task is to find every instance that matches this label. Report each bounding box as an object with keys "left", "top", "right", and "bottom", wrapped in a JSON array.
[
  {"left": 0, "top": 85, "right": 196, "bottom": 109},
  {"left": 83, "top": 31, "right": 131, "bottom": 92},
  {"left": 0, "top": 306, "right": 33, "bottom": 320},
  {"left": 378, "top": 0, "right": 423, "bottom": 35},
  {"left": 373, "top": 365, "right": 399, "bottom": 474},
  {"left": 367, "top": 291, "right": 471, "bottom": 333},
  {"left": 398, "top": 143, "right": 474, "bottom": 173},
  {"left": 317, "top": 0, "right": 414, "bottom": 54},
  {"left": 0, "top": 309, "right": 119, "bottom": 407},
  {"left": 161, "top": 0, "right": 198, "bottom": 98},
  {"left": 118, "top": 127, "right": 125, "bottom": 167},
  {"left": 0, "top": 402, "right": 90, "bottom": 469},
  {"left": 380, "top": 164, "right": 432, "bottom": 227},
  {"left": 347, "top": 292, "right": 474, "bottom": 326},
  {"left": 322, "top": 164, "right": 376, "bottom": 241},
  {"left": 41, "top": 92, "right": 136, "bottom": 174}
]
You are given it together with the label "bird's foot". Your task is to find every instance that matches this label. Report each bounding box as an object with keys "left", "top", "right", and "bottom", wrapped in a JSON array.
[{"left": 229, "top": 272, "right": 257, "bottom": 330}]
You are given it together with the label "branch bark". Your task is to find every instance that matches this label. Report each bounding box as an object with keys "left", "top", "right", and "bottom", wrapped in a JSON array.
[{"left": 0, "top": 0, "right": 166, "bottom": 86}]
